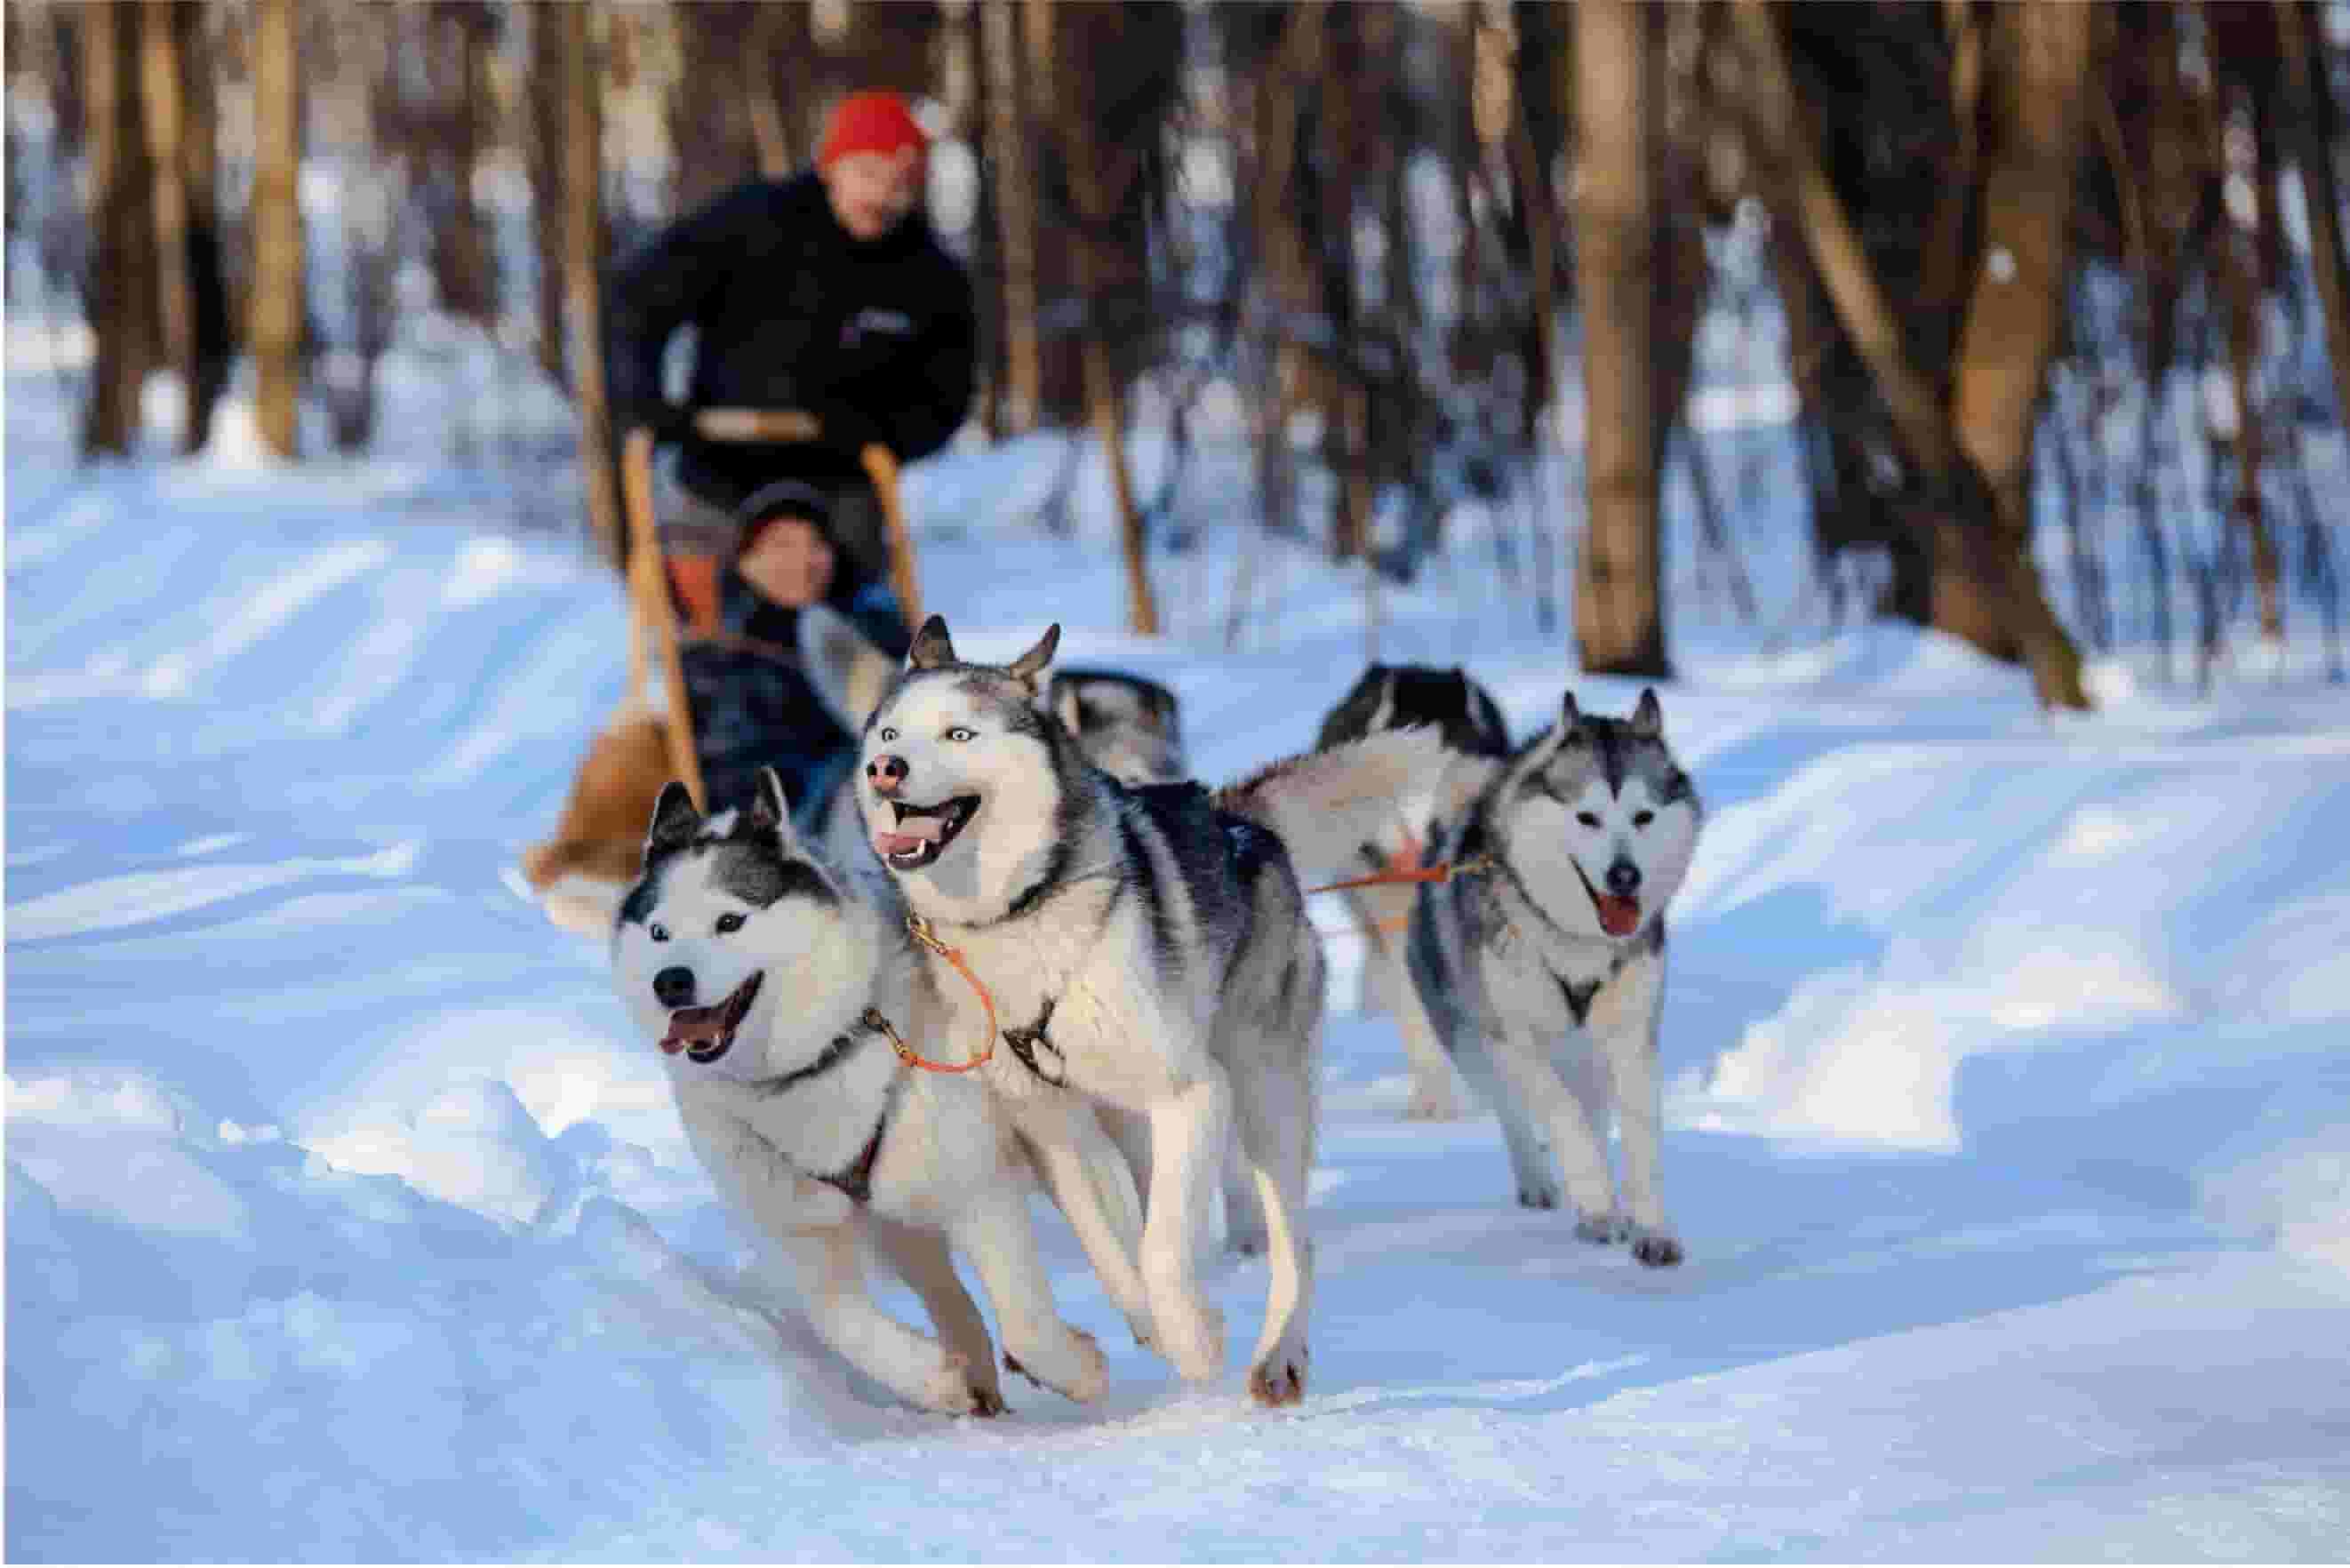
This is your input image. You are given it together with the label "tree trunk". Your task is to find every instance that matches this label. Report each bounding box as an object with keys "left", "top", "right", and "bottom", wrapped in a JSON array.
[
  {"left": 1734, "top": 0, "right": 2089, "bottom": 708},
  {"left": 2282, "top": 1, "right": 2350, "bottom": 471},
  {"left": 1940, "top": 0, "right": 2096, "bottom": 701},
  {"left": 79, "top": 3, "right": 152, "bottom": 457},
  {"left": 139, "top": 1, "right": 201, "bottom": 453},
  {"left": 249, "top": 0, "right": 303, "bottom": 458},
  {"left": 1043, "top": 0, "right": 1158, "bottom": 635},
  {"left": 557, "top": 2, "right": 625, "bottom": 572},
  {"left": 1571, "top": 0, "right": 1669, "bottom": 676},
  {"left": 986, "top": 0, "right": 1040, "bottom": 434},
  {"left": 526, "top": 10, "right": 566, "bottom": 388}
]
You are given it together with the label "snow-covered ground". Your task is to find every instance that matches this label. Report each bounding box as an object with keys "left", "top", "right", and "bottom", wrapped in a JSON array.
[{"left": 9, "top": 332, "right": 2350, "bottom": 1561}]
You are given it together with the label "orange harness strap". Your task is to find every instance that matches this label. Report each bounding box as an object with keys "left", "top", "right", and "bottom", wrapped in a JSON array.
[{"left": 877, "top": 915, "right": 999, "bottom": 1075}]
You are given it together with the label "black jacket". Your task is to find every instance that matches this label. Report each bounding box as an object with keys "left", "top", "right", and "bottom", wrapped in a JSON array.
[{"left": 606, "top": 170, "right": 976, "bottom": 506}]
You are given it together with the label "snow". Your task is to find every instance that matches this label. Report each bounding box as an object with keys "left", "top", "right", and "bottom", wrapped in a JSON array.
[{"left": 11, "top": 344, "right": 2350, "bottom": 1561}]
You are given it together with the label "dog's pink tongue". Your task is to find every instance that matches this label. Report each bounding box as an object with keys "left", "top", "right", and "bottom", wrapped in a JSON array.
[
  {"left": 659, "top": 1004, "right": 726, "bottom": 1056},
  {"left": 1596, "top": 895, "right": 1642, "bottom": 938},
  {"left": 875, "top": 813, "right": 947, "bottom": 858}
]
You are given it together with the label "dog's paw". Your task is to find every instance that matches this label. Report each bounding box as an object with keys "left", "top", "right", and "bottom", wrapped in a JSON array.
[
  {"left": 1574, "top": 1210, "right": 1633, "bottom": 1245},
  {"left": 1005, "top": 1325, "right": 1108, "bottom": 1404},
  {"left": 923, "top": 1351, "right": 982, "bottom": 1415},
  {"left": 1226, "top": 1225, "right": 1269, "bottom": 1258},
  {"left": 967, "top": 1381, "right": 1010, "bottom": 1417},
  {"left": 1248, "top": 1345, "right": 1309, "bottom": 1407},
  {"left": 1155, "top": 1297, "right": 1227, "bottom": 1383},
  {"left": 1517, "top": 1180, "right": 1563, "bottom": 1210},
  {"left": 1630, "top": 1228, "right": 1684, "bottom": 1268}
]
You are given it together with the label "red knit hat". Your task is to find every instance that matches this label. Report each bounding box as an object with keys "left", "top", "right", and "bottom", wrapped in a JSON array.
[{"left": 818, "top": 91, "right": 927, "bottom": 170}]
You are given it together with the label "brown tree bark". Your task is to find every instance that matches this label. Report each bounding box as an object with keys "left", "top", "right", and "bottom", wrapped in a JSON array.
[
  {"left": 80, "top": 2, "right": 153, "bottom": 457},
  {"left": 2282, "top": 1, "right": 2350, "bottom": 482},
  {"left": 1037, "top": 0, "right": 1159, "bottom": 634},
  {"left": 1734, "top": 0, "right": 2089, "bottom": 708},
  {"left": 138, "top": 2, "right": 201, "bottom": 453},
  {"left": 248, "top": 0, "right": 303, "bottom": 458},
  {"left": 554, "top": 2, "right": 626, "bottom": 572},
  {"left": 1572, "top": 0, "right": 1670, "bottom": 676},
  {"left": 986, "top": 0, "right": 1041, "bottom": 434}
]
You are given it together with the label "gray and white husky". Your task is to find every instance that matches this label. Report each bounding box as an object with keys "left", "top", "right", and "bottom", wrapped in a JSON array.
[
  {"left": 612, "top": 767, "right": 1135, "bottom": 1415},
  {"left": 1405, "top": 688, "right": 1701, "bottom": 1268},
  {"left": 851, "top": 616, "right": 1443, "bottom": 1404},
  {"left": 1315, "top": 663, "right": 1514, "bottom": 1121}
]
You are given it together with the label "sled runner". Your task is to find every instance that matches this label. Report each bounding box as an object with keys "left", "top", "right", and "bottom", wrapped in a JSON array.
[{"left": 521, "top": 412, "right": 923, "bottom": 933}]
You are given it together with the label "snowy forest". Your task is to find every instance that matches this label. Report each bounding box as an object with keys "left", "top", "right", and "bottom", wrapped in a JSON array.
[
  {"left": 12, "top": 4, "right": 2350, "bottom": 1563},
  {"left": 19, "top": 0, "right": 2350, "bottom": 700}
]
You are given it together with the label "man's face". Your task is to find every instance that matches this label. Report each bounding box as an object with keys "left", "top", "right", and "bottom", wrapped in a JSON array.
[
  {"left": 739, "top": 516, "right": 835, "bottom": 610},
  {"left": 822, "top": 147, "right": 923, "bottom": 242}
]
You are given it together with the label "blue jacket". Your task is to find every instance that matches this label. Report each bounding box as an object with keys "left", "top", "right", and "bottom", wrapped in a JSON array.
[{"left": 683, "top": 565, "right": 911, "bottom": 836}]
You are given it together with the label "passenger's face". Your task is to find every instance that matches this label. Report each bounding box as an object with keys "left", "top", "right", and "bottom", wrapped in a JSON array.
[{"left": 739, "top": 516, "right": 835, "bottom": 609}]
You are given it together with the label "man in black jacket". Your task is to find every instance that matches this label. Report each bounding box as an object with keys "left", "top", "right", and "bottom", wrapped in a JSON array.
[{"left": 606, "top": 90, "right": 976, "bottom": 581}]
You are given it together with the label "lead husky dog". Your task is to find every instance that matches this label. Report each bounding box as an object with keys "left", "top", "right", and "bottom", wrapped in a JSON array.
[
  {"left": 1315, "top": 664, "right": 1513, "bottom": 1120},
  {"left": 613, "top": 767, "right": 1130, "bottom": 1415},
  {"left": 1406, "top": 688, "right": 1701, "bottom": 1268},
  {"left": 851, "top": 617, "right": 1443, "bottom": 1404}
]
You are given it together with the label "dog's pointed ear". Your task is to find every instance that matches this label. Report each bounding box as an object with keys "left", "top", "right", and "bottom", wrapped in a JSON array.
[
  {"left": 1561, "top": 691, "right": 1584, "bottom": 730},
  {"left": 907, "top": 614, "right": 956, "bottom": 671},
  {"left": 1006, "top": 623, "right": 1060, "bottom": 692},
  {"left": 1630, "top": 687, "right": 1664, "bottom": 740},
  {"left": 645, "top": 780, "right": 701, "bottom": 863},
  {"left": 749, "top": 766, "right": 799, "bottom": 844}
]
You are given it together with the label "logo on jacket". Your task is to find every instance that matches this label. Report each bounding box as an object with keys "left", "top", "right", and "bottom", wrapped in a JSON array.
[{"left": 842, "top": 308, "right": 915, "bottom": 348}]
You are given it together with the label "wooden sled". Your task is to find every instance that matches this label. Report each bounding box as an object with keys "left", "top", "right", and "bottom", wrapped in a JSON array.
[{"left": 522, "top": 411, "right": 922, "bottom": 935}]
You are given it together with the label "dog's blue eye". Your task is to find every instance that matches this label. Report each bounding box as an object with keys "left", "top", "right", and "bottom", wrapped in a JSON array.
[
  {"left": 880, "top": 726, "right": 898, "bottom": 742},
  {"left": 946, "top": 726, "right": 976, "bottom": 742},
  {"left": 1633, "top": 810, "right": 1654, "bottom": 828},
  {"left": 1576, "top": 812, "right": 1602, "bottom": 828},
  {"left": 650, "top": 923, "right": 669, "bottom": 942},
  {"left": 715, "top": 912, "right": 745, "bottom": 934}
]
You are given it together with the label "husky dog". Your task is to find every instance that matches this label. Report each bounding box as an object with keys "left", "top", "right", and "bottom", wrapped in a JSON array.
[
  {"left": 613, "top": 767, "right": 1132, "bottom": 1414},
  {"left": 851, "top": 617, "right": 1443, "bottom": 1404},
  {"left": 1405, "top": 688, "right": 1701, "bottom": 1268},
  {"left": 1315, "top": 664, "right": 1513, "bottom": 1120},
  {"left": 1046, "top": 668, "right": 1187, "bottom": 786}
]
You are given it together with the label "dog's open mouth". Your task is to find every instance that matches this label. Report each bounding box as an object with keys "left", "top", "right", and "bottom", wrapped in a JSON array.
[
  {"left": 873, "top": 796, "right": 980, "bottom": 870},
  {"left": 1571, "top": 860, "right": 1643, "bottom": 939},
  {"left": 660, "top": 972, "right": 763, "bottom": 1063}
]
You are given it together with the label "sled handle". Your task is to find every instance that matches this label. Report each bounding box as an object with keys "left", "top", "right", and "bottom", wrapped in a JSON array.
[
  {"left": 858, "top": 442, "right": 923, "bottom": 628},
  {"left": 693, "top": 407, "right": 821, "bottom": 444},
  {"left": 622, "top": 427, "right": 708, "bottom": 812}
]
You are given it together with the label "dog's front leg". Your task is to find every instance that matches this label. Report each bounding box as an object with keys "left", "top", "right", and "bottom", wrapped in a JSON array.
[
  {"left": 788, "top": 1223, "right": 988, "bottom": 1415},
  {"left": 1587, "top": 961, "right": 1681, "bottom": 1267},
  {"left": 865, "top": 1215, "right": 1006, "bottom": 1414},
  {"left": 1141, "top": 1070, "right": 1233, "bottom": 1383},
  {"left": 949, "top": 1183, "right": 1107, "bottom": 1404},
  {"left": 1019, "top": 1100, "right": 1158, "bottom": 1353},
  {"left": 683, "top": 1111, "right": 978, "bottom": 1414},
  {"left": 1489, "top": 1023, "right": 1619, "bottom": 1235}
]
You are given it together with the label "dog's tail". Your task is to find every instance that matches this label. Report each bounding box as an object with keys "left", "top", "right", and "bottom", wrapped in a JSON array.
[{"left": 1214, "top": 725, "right": 1452, "bottom": 890}]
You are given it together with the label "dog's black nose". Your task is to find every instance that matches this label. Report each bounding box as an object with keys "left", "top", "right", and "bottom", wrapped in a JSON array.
[
  {"left": 866, "top": 754, "right": 908, "bottom": 796},
  {"left": 1606, "top": 860, "right": 1643, "bottom": 897},
  {"left": 652, "top": 966, "right": 696, "bottom": 1008}
]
